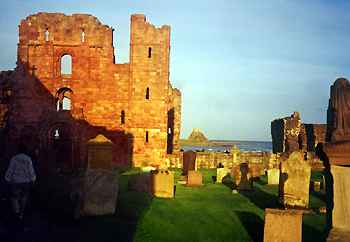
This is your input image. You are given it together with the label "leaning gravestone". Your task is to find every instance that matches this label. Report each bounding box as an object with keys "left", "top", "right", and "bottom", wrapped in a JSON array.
[
  {"left": 151, "top": 169, "right": 174, "bottom": 198},
  {"left": 81, "top": 169, "right": 119, "bottom": 216},
  {"left": 267, "top": 168, "right": 280, "bottom": 185},
  {"left": 87, "top": 134, "right": 113, "bottom": 170},
  {"left": 280, "top": 151, "right": 311, "bottom": 208},
  {"left": 182, "top": 150, "right": 196, "bottom": 176},
  {"left": 263, "top": 208, "right": 303, "bottom": 242}
]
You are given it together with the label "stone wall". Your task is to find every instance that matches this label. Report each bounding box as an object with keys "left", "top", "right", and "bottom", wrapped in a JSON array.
[
  {"left": 176, "top": 150, "right": 271, "bottom": 169},
  {"left": 0, "top": 13, "right": 181, "bottom": 173},
  {"left": 271, "top": 112, "right": 326, "bottom": 154}
]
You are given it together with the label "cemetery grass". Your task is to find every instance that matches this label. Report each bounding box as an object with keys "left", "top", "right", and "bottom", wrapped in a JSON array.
[{"left": 72, "top": 168, "right": 327, "bottom": 242}]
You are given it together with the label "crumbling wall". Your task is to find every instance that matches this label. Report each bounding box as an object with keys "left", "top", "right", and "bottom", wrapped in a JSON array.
[{"left": 0, "top": 12, "right": 181, "bottom": 170}]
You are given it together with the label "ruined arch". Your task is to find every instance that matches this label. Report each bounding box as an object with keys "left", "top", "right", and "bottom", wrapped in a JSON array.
[{"left": 56, "top": 87, "right": 73, "bottom": 111}]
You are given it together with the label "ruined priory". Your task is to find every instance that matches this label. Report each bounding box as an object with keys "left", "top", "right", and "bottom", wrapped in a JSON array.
[{"left": 0, "top": 13, "right": 182, "bottom": 174}]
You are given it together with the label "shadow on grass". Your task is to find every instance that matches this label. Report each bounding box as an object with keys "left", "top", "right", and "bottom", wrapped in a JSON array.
[
  {"left": 240, "top": 185, "right": 282, "bottom": 210},
  {"left": 302, "top": 218, "right": 327, "bottom": 242},
  {"left": 236, "top": 211, "right": 264, "bottom": 242}
]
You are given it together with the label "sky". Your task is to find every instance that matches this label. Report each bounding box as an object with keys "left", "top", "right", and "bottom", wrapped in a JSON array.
[{"left": 1, "top": 0, "right": 350, "bottom": 141}]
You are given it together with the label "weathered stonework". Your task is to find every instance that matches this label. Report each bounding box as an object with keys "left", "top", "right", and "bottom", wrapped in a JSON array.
[
  {"left": 263, "top": 208, "right": 303, "bottom": 242},
  {"left": 271, "top": 112, "right": 326, "bottom": 154},
  {"left": 279, "top": 151, "right": 311, "bottom": 208},
  {"left": 0, "top": 13, "right": 181, "bottom": 173}
]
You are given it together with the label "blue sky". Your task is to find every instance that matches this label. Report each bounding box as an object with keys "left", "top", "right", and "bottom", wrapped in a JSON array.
[{"left": 1, "top": 1, "right": 350, "bottom": 141}]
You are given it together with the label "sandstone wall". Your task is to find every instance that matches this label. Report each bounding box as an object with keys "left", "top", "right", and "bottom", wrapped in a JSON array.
[{"left": 0, "top": 13, "right": 181, "bottom": 171}]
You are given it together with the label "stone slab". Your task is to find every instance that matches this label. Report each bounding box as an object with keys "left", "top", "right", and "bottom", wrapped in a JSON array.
[{"left": 263, "top": 208, "right": 303, "bottom": 242}]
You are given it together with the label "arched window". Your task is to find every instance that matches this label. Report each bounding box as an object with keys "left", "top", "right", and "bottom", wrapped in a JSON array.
[
  {"left": 145, "top": 131, "right": 149, "bottom": 143},
  {"left": 56, "top": 88, "right": 73, "bottom": 111},
  {"left": 45, "top": 28, "right": 49, "bottom": 41},
  {"left": 148, "top": 47, "right": 152, "bottom": 58},
  {"left": 121, "top": 110, "right": 125, "bottom": 125},
  {"left": 61, "top": 54, "right": 72, "bottom": 75},
  {"left": 81, "top": 29, "right": 85, "bottom": 43},
  {"left": 146, "top": 87, "right": 150, "bottom": 100}
]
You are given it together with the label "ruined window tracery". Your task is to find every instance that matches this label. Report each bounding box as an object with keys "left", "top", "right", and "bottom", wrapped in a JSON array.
[
  {"left": 61, "top": 54, "right": 72, "bottom": 75},
  {"left": 146, "top": 87, "right": 150, "bottom": 100},
  {"left": 121, "top": 110, "right": 125, "bottom": 124}
]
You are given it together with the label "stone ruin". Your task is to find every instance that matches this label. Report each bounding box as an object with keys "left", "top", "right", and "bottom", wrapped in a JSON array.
[
  {"left": 0, "top": 13, "right": 182, "bottom": 179},
  {"left": 271, "top": 111, "right": 326, "bottom": 155}
]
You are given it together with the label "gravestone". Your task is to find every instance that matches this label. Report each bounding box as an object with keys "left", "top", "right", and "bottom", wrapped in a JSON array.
[
  {"left": 267, "top": 168, "right": 280, "bottom": 185},
  {"left": 81, "top": 169, "right": 119, "bottom": 216},
  {"left": 187, "top": 170, "right": 202, "bottom": 186},
  {"left": 280, "top": 151, "right": 311, "bottom": 208},
  {"left": 263, "top": 208, "right": 303, "bottom": 242},
  {"left": 330, "top": 166, "right": 350, "bottom": 230},
  {"left": 87, "top": 134, "right": 113, "bottom": 170},
  {"left": 231, "top": 163, "right": 252, "bottom": 190},
  {"left": 182, "top": 150, "right": 196, "bottom": 175},
  {"left": 151, "top": 169, "right": 174, "bottom": 198},
  {"left": 216, "top": 167, "right": 230, "bottom": 183}
]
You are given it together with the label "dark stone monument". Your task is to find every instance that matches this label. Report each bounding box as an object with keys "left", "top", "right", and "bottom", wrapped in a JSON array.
[{"left": 182, "top": 150, "right": 196, "bottom": 175}]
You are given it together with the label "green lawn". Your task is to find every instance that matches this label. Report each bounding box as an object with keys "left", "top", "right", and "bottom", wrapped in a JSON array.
[{"left": 77, "top": 168, "right": 327, "bottom": 242}]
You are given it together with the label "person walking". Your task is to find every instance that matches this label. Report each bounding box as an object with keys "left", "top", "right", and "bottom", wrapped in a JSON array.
[{"left": 5, "top": 143, "right": 36, "bottom": 221}]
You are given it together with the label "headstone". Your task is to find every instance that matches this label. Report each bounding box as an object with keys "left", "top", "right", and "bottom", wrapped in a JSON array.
[
  {"left": 151, "top": 169, "right": 174, "bottom": 198},
  {"left": 330, "top": 165, "right": 350, "bottom": 230},
  {"left": 263, "top": 208, "right": 303, "bottom": 242},
  {"left": 182, "top": 150, "right": 196, "bottom": 175},
  {"left": 216, "top": 167, "right": 230, "bottom": 183},
  {"left": 267, "top": 168, "right": 280, "bottom": 185},
  {"left": 238, "top": 163, "right": 252, "bottom": 191},
  {"left": 87, "top": 134, "right": 113, "bottom": 170},
  {"left": 81, "top": 169, "right": 119, "bottom": 216},
  {"left": 280, "top": 151, "right": 311, "bottom": 208},
  {"left": 187, "top": 170, "right": 202, "bottom": 186}
]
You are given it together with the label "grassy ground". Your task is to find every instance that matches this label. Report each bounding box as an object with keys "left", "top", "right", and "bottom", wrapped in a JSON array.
[
  {"left": 122, "top": 168, "right": 326, "bottom": 242},
  {"left": 0, "top": 168, "right": 326, "bottom": 242}
]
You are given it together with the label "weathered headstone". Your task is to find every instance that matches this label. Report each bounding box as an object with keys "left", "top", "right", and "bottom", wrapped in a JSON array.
[
  {"left": 216, "top": 167, "right": 230, "bottom": 183},
  {"left": 187, "top": 170, "right": 202, "bottom": 186},
  {"left": 81, "top": 169, "right": 118, "bottom": 216},
  {"left": 267, "top": 168, "right": 280, "bottom": 185},
  {"left": 330, "top": 165, "right": 350, "bottom": 230},
  {"left": 280, "top": 151, "right": 311, "bottom": 208},
  {"left": 87, "top": 134, "right": 113, "bottom": 170},
  {"left": 151, "top": 169, "right": 174, "bottom": 198},
  {"left": 238, "top": 163, "right": 252, "bottom": 191},
  {"left": 182, "top": 150, "right": 196, "bottom": 175},
  {"left": 263, "top": 208, "right": 303, "bottom": 242}
]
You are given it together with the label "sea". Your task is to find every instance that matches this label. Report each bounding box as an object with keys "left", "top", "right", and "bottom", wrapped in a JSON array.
[{"left": 181, "top": 140, "right": 272, "bottom": 152}]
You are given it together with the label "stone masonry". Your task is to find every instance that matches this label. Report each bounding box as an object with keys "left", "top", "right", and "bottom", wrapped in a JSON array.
[{"left": 0, "top": 13, "right": 181, "bottom": 173}]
